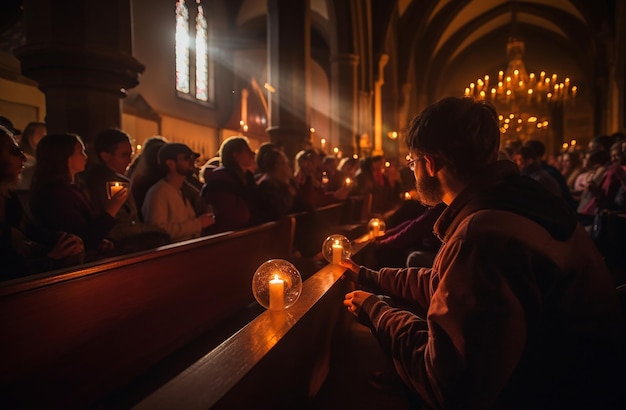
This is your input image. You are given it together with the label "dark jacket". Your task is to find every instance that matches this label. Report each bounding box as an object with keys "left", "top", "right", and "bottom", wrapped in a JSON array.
[
  {"left": 1, "top": 190, "right": 81, "bottom": 279},
  {"left": 201, "top": 166, "right": 259, "bottom": 233},
  {"left": 81, "top": 164, "right": 170, "bottom": 252},
  {"left": 356, "top": 160, "right": 625, "bottom": 409},
  {"left": 30, "top": 180, "right": 115, "bottom": 250}
]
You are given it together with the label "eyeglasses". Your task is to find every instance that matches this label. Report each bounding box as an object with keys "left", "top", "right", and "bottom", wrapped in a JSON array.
[{"left": 407, "top": 155, "right": 425, "bottom": 171}]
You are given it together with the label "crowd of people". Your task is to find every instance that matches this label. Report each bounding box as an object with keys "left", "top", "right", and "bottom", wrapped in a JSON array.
[
  {"left": 0, "top": 118, "right": 409, "bottom": 281},
  {"left": 2, "top": 98, "right": 625, "bottom": 407},
  {"left": 3, "top": 111, "right": 624, "bottom": 283}
]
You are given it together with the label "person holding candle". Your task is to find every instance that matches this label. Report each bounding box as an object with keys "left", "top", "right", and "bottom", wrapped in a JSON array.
[
  {"left": 81, "top": 128, "right": 171, "bottom": 254},
  {"left": 29, "top": 133, "right": 127, "bottom": 259},
  {"left": 341, "top": 97, "right": 625, "bottom": 409}
]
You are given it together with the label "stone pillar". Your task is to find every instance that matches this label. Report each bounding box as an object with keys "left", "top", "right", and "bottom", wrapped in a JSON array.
[
  {"left": 373, "top": 53, "right": 389, "bottom": 156},
  {"left": 265, "top": 0, "right": 311, "bottom": 166},
  {"left": 330, "top": 53, "right": 359, "bottom": 157},
  {"left": 15, "top": 0, "right": 144, "bottom": 152}
]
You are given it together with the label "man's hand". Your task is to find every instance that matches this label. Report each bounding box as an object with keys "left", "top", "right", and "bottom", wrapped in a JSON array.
[
  {"left": 105, "top": 187, "right": 130, "bottom": 217},
  {"left": 339, "top": 258, "right": 360, "bottom": 282},
  {"left": 343, "top": 290, "right": 374, "bottom": 316}
]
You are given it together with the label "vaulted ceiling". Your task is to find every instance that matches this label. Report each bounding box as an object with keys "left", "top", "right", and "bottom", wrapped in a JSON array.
[
  {"left": 394, "top": 0, "right": 615, "bottom": 101},
  {"left": 223, "top": 0, "right": 616, "bottom": 106}
]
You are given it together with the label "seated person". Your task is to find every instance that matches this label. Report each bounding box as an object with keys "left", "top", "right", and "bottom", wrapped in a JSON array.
[
  {"left": 17, "top": 121, "right": 46, "bottom": 190},
  {"left": 513, "top": 145, "right": 561, "bottom": 198},
  {"left": 30, "top": 133, "right": 127, "bottom": 259},
  {"left": 580, "top": 142, "right": 626, "bottom": 215},
  {"left": 1, "top": 125, "right": 84, "bottom": 280},
  {"left": 201, "top": 136, "right": 261, "bottom": 233},
  {"left": 353, "top": 155, "right": 396, "bottom": 215},
  {"left": 142, "top": 143, "right": 214, "bottom": 242},
  {"left": 365, "top": 202, "right": 445, "bottom": 269},
  {"left": 81, "top": 128, "right": 170, "bottom": 254},
  {"left": 128, "top": 136, "right": 168, "bottom": 219},
  {"left": 256, "top": 147, "right": 329, "bottom": 257},
  {"left": 294, "top": 149, "right": 350, "bottom": 208}
]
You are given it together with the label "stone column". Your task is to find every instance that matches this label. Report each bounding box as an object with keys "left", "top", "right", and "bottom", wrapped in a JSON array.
[
  {"left": 330, "top": 53, "right": 359, "bottom": 157},
  {"left": 265, "top": 0, "right": 311, "bottom": 166},
  {"left": 15, "top": 0, "right": 144, "bottom": 152},
  {"left": 373, "top": 53, "right": 389, "bottom": 156}
]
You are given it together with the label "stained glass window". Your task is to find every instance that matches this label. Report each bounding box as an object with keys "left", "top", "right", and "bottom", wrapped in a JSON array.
[
  {"left": 195, "top": 3, "right": 208, "bottom": 101},
  {"left": 175, "top": 0, "right": 190, "bottom": 94},
  {"left": 175, "top": 0, "right": 212, "bottom": 104}
]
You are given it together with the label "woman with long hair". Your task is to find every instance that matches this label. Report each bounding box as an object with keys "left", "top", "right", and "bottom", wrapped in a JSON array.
[
  {"left": 30, "top": 133, "right": 128, "bottom": 255},
  {"left": 17, "top": 121, "right": 46, "bottom": 189}
]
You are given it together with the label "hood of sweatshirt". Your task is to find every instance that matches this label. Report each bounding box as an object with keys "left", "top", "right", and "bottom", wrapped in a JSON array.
[{"left": 434, "top": 160, "right": 578, "bottom": 242}]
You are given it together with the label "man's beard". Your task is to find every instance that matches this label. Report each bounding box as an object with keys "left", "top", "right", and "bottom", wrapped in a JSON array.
[
  {"left": 415, "top": 174, "right": 444, "bottom": 207},
  {"left": 176, "top": 164, "right": 195, "bottom": 178}
]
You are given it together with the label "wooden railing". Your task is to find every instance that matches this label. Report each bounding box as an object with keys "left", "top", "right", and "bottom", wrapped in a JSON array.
[
  {"left": 134, "top": 236, "right": 371, "bottom": 409},
  {"left": 0, "top": 216, "right": 295, "bottom": 409}
]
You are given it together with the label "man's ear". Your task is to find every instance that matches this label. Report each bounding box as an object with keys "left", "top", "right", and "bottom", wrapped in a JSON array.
[
  {"left": 424, "top": 155, "right": 438, "bottom": 177},
  {"left": 165, "top": 158, "right": 176, "bottom": 171},
  {"left": 100, "top": 151, "right": 112, "bottom": 164}
]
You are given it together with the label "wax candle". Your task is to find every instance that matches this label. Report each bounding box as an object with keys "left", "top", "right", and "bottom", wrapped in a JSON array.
[
  {"left": 345, "top": 177, "right": 352, "bottom": 187},
  {"left": 269, "top": 274, "right": 285, "bottom": 311},
  {"left": 372, "top": 221, "right": 380, "bottom": 237},
  {"left": 110, "top": 182, "right": 124, "bottom": 197},
  {"left": 404, "top": 191, "right": 411, "bottom": 200},
  {"left": 332, "top": 242, "right": 343, "bottom": 265}
]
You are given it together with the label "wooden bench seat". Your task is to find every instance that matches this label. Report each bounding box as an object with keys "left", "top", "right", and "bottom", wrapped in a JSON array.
[{"left": 0, "top": 216, "right": 295, "bottom": 409}]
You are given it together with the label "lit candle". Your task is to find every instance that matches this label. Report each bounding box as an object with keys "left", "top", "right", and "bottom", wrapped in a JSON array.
[
  {"left": 111, "top": 182, "right": 123, "bottom": 195},
  {"left": 108, "top": 182, "right": 125, "bottom": 198},
  {"left": 269, "top": 274, "right": 285, "bottom": 311},
  {"left": 404, "top": 191, "right": 411, "bottom": 200},
  {"left": 371, "top": 221, "right": 380, "bottom": 238},
  {"left": 345, "top": 177, "right": 352, "bottom": 187},
  {"left": 332, "top": 242, "right": 343, "bottom": 265}
]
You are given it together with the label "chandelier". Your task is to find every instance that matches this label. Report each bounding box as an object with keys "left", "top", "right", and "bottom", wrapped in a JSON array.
[
  {"left": 463, "top": 9, "right": 577, "bottom": 141},
  {"left": 463, "top": 36, "right": 577, "bottom": 106}
]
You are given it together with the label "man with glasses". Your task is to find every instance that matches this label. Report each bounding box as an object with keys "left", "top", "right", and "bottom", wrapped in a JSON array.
[
  {"left": 142, "top": 142, "right": 214, "bottom": 242},
  {"left": 81, "top": 128, "right": 170, "bottom": 254},
  {"left": 341, "top": 97, "right": 625, "bottom": 408}
]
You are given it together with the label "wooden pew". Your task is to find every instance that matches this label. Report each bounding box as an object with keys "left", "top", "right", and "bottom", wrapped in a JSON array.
[
  {"left": 134, "top": 236, "right": 372, "bottom": 409},
  {"left": 0, "top": 216, "right": 295, "bottom": 409}
]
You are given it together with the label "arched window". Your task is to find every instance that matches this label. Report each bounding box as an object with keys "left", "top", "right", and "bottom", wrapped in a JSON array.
[{"left": 175, "top": 0, "right": 214, "bottom": 105}]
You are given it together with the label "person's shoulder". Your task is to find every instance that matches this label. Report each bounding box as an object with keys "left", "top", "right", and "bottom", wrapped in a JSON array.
[{"left": 145, "top": 179, "right": 168, "bottom": 195}]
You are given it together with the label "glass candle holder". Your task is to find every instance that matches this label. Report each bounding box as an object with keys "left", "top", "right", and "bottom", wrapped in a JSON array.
[
  {"left": 368, "top": 218, "right": 386, "bottom": 239},
  {"left": 322, "top": 234, "right": 352, "bottom": 265},
  {"left": 252, "top": 259, "right": 302, "bottom": 311},
  {"left": 106, "top": 181, "right": 129, "bottom": 199}
]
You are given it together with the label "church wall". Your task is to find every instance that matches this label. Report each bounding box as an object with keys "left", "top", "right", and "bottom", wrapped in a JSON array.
[
  {"left": 129, "top": 0, "right": 230, "bottom": 156},
  {"left": 0, "top": 75, "right": 46, "bottom": 132}
]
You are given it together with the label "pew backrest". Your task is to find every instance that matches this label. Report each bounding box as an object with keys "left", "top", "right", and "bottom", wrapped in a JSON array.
[{"left": 0, "top": 216, "right": 295, "bottom": 409}]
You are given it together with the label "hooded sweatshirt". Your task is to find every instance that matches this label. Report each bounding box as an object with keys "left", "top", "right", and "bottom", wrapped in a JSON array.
[{"left": 356, "top": 160, "right": 625, "bottom": 409}]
